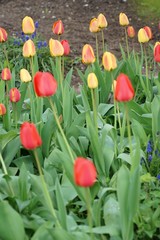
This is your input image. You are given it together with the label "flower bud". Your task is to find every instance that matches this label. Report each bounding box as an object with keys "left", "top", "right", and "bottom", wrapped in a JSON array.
[
  {"left": 1, "top": 68, "right": 12, "bottom": 81},
  {"left": 143, "top": 26, "right": 153, "bottom": 40},
  {"left": 20, "top": 69, "right": 32, "bottom": 82},
  {"left": 102, "top": 51, "right": 117, "bottom": 71},
  {"left": 127, "top": 26, "right": 136, "bottom": 38},
  {"left": 22, "top": 16, "right": 35, "bottom": 34},
  {"left": 0, "top": 103, "right": 6, "bottom": 116},
  {"left": 87, "top": 73, "right": 98, "bottom": 89},
  {"left": 61, "top": 39, "right": 70, "bottom": 56},
  {"left": 97, "top": 13, "right": 108, "bottom": 29},
  {"left": 89, "top": 18, "right": 100, "bottom": 33},
  {"left": 0, "top": 27, "right": 8, "bottom": 42},
  {"left": 154, "top": 42, "right": 160, "bottom": 62},
  {"left": 82, "top": 44, "right": 95, "bottom": 64},
  {"left": 23, "top": 39, "right": 36, "bottom": 57},
  {"left": 49, "top": 38, "right": 64, "bottom": 57},
  {"left": 119, "top": 13, "right": 129, "bottom": 26},
  {"left": 52, "top": 20, "right": 64, "bottom": 35},
  {"left": 9, "top": 88, "right": 21, "bottom": 103},
  {"left": 138, "top": 28, "right": 149, "bottom": 43}
]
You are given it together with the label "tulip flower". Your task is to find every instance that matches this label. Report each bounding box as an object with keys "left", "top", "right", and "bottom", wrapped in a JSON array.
[
  {"left": 87, "top": 73, "right": 98, "bottom": 89},
  {"left": 22, "top": 16, "right": 35, "bottom": 34},
  {"left": 0, "top": 27, "right": 8, "bottom": 42},
  {"left": 143, "top": 26, "right": 153, "bottom": 40},
  {"left": 102, "top": 51, "right": 117, "bottom": 71},
  {"left": 97, "top": 13, "right": 108, "bottom": 29},
  {"left": 34, "top": 71, "right": 57, "bottom": 97},
  {"left": 20, "top": 122, "right": 42, "bottom": 150},
  {"left": 119, "top": 13, "right": 129, "bottom": 26},
  {"left": 49, "top": 38, "right": 64, "bottom": 57},
  {"left": 9, "top": 88, "right": 21, "bottom": 103},
  {"left": 52, "top": 20, "right": 64, "bottom": 35},
  {"left": 1, "top": 68, "right": 12, "bottom": 81},
  {"left": 23, "top": 39, "right": 36, "bottom": 57},
  {"left": 89, "top": 18, "right": 100, "bottom": 33},
  {"left": 74, "top": 157, "right": 97, "bottom": 187},
  {"left": 154, "top": 43, "right": 160, "bottom": 62},
  {"left": 127, "top": 26, "right": 136, "bottom": 38},
  {"left": 20, "top": 68, "right": 32, "bottom": 82},
  {"left": 115, "top": 73, "right": 134, "bottom": 102},
  {"left": 82, "top": 44, "right": 96, "bottom": 64},
  {"left": 0, "top": 103, "right": 6, "bottom": 116},
  {"left": 138, "top": 28, "right": 149, "bottom": 43},
  {"left": 61, "top": 39, "right": 70, "bottom": 56}
]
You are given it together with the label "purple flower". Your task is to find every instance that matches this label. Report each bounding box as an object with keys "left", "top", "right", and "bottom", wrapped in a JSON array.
[
  {"left": 31, "top": 31, "right": 36, "bottom": 39},
  {"left": 148, "top": 154, "right": 152, "bottom": 162},
  {"left": 146, "top": 140, "right": 152, "bottom": 153},
  {"left": 157, "top": 174, "right": 160, "bottom": 180},
  {"left": 43, "top": 41, "right": 47, "bottom": 47},
  {"left": 37, "top": 41, "right": 43, "bottom": 49},
  {"left": 35, "top": 21, "right": 39, "bottom": 29}
]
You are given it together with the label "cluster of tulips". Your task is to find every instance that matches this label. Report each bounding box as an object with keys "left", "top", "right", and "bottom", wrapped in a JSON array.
[{"left": 0, "top": 10, "right": 160, "bottom": 240}]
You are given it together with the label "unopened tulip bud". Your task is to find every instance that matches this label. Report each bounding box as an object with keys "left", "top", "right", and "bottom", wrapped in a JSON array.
[
  {"left": 97, "top": 13, "right": 108, "bottom": 29},
  {"left": 52, "top": 20, "right": 64, "bottom": 35},
  {"left": 1, "top": 68, "right": 12, "bottom": 81},
  {"left": 102, "top": 51, "right": 117, "bottom": 71},
  {"left": 49, "top": 38, "right": 64, "bottom": 57},
  {"left": 119, "top": 13, "right": 129, "bottom": 26},
  {"left": 154, "top": 42, "right": 160, "bottom": 62},
  {"left": 127, "top": 26, "right": 136, "bottom": 38},
  {"left": 143, "top": 26, "right": 153, "bottom": 40},
  {"left": 61, "top": 39, "right": 70, "bottom": 56},
  {"left": 22, "top": 16, "right": 35, "bottom": 34},
  {"left": 9, "top": 88, "right": 21, "bottom": 103},
  {"left": 89, "top": 18, "right": 100, "bottom": 33},
  {"left": 20, "top": 69, "right": 32, "bottom": 82},
  {"left": 87, "top": 73, "right": 98, "bottom": 89},
  {"left": 0, "top": 103, "right": 6, "bottom": 116},
  {"left": 138, "top": 28, "right": 149, "bottom": 43},
  {"left": 82, "top": 44, "right": 96, "bottom": 64},
  {"left": 23, "top": 39, "right": 36, "bottom": 57},
  {"left": 0, "top": 27, "right": 8, "bottom": 42}
]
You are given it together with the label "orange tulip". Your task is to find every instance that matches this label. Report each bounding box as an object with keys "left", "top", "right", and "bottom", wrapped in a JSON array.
[
  {"left": 0, "top": 27, "right": 8, "bottom": 42},
  {"left": 143, "top": 26, "right": 153, "bottom": 40},
  {"left": 115, "top": 73, "right": 134, "bottom": 102},
  {"left": 9, "top": 88, "right": 21, "bottom": 103},
  {"left": 22, "top": 16, "right": 35, "bottom": 34},
  {"left": 89, "top": 18, "right": 100, "bottom": 33},
  {"left": 82, "top": 44, "right": 95, "bottom": 64},
  {"left": 138, "top": 28, "right": 149, "bottom": 43},
  {"left": 0, "top": 103, "right": 6, "bottom": 116},
  {"left": 127, "top": 26, "right": 136, "bottom": 38},
  {"left": 49, "top": 38, "right": 64, "bottom": 57},
  {"left": 20, "top": 69, "right": 32, "bottom": 82},
  {"left": 61, "top": 39, "right": 70, "bottom": 56},
  {"left": 1, "top": 68, "right": 12, "bottom": 81},
  {"left": 74, "top": 157, "right": 97, "bottom": 187},
  {"left": 23, "top": 39, "right": 36, "bottom": 57},
  {"left": 52, "top": 20, "right": 64, "bottom": 35},
  {"left": 119, "top": 13, "right": 129, "bottom": 26},
  {"left": 33, "top": 71, "right": 57, "bottom": 97},
  {"left": 102, "top": 51, "right": 117, "bottom": 71},
  {"left": 20, "top": 122, "right": 42, "bottom": 150},
  {"left": 97, "top": 13, "right": 108, "bottom": 29},
  {"left": 87, "top": 73, "right": 98, "bottom": 89}
]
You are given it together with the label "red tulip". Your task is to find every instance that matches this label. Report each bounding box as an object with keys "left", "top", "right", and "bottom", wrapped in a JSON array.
[
  {"left": 61, "top": 40, "right": 70, "bottom": 56},
  {"left": 74, "top": 157, "right": 97, "bottom": 187},
  {"left": 115, "top": 73, "right": 134, "bottom": 102},
  {"left": 127, "top": 26, "right": 136, "bottom": 38},
  {"left": 20, "top": 122, "right": 42, "bottom": 150},
  {"left": 154, "top": 43, "right": 160, "bottom": 62},
  {"left": 0, "top": 27, "right": 8, "bottom": 42},
  {"left": 34, "top": 71, "right": 57, "bottom": 97},
  {"left": 0, "top": 103, "right": 6, "bottom": 116},
  {"left": 52, "top": 20, "right": 64, "bottom": 35},
  {"left": 1, "top": 68, "right": 12, "bottom": 81},
  {"left": 9, "top": 88, "right": 21, "bottom": 102}
]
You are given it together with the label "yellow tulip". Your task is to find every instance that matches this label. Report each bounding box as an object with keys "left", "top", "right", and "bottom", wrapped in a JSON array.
[
  {"left": 20, "top": 69, "right": 32, "bottom": 82},
  {"left": 22, "top": 16, "right": 35, "bottom": 34},
  {"left": 49, "top": 38, "right": 64, "bottom": 57},
  {"left": 87, "top": 73, "right": 98, "bottom": 89},
  {"left": 119, "top": 13, "right": 129, "bottom": 26},
  {"left": 102, "top": 51, "right": 117, "bottom": 71},
  {"left": 138, "top": 28, "right": 149, "bottom": 43},
  {"left": 23, "top": 39, "right": 36, "bottom": 57}
]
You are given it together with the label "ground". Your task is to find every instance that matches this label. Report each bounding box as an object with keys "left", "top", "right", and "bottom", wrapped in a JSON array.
[{"left": 0, "top": 0, "right": 159, "bottom": 87}]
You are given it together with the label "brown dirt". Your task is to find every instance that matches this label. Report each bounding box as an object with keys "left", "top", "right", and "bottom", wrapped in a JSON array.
[{"left": 0, "top": 0, "right": 159, "bottom": 87}]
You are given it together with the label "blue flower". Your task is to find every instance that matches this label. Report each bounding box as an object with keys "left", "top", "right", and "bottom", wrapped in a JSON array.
[
  {"left": 43, "top": 41, "right": 47, "bottom": 47},
  {"left": 31, "top": 31, "right": 36, "bottom": 39},
  {"left": 146, "top": 140, "right": 152, "bottom": 153},
  {"left": 148, "top": 154, "right": 152, "bottom": 162},
  {"left": 35, "top": 21, "right": 39, "bottom": 29},
  {"left": 157, "top": 174, "right": 160, "bottom": 180},
  {"left": 37, "top": 41, "right": 43, "bottom": 49},
  {"left": 25, "top": 35, "right": 30, "bottom": 41}
]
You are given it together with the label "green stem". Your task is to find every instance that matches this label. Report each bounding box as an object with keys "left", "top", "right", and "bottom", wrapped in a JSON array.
[
  {"left": 143, "top": 44, "right": 150, "bottom": 100},
  {"left": 3, "top": 45, "right": 10, "bottom": 68},
  {"left": 33, "top": 149, "right": 61, "bottom": 227},
  {"left": 101, "top": 30, "right": 105, "bottom": 53},
  {"left": 13, "top": 102, "right": 17, "bottom": 130},
  {"left": 95, "top": 33, "right": 99, "bottom": 63},
  {"left": 85, "top": 187, "right": 94, "bottom": 240},
  {"left": 58, "top": 56, "right": 64, "bottom": 98},
  {"left": 124, "top": 103, "right": 132, "bottom": 154},
  {"left": 91, "top": 88, "right": 98, "bottom": 135},
  {"left": 124, "top": 27, "right": 129, "bottom": 59},
  {"left": 48, "top": 97, "right": 74, "bottom": 163}
]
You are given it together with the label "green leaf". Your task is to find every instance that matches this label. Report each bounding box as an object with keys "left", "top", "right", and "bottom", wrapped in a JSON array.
[{"left": 0, "top": 201, "right": 26, "bottom": 240}]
